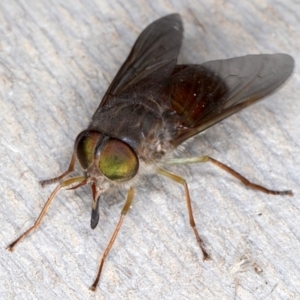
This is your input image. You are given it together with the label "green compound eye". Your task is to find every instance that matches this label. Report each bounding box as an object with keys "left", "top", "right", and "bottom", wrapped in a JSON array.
[
  {"left": 76, "top": 131, "right": 102, "bottom": 169},
  {"left": 99, "top": 139, "right": 139, "bottom": 182}
]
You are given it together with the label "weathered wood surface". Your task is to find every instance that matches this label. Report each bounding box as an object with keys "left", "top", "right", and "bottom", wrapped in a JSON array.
[{"left": 1, "top": 1, "right": 299, "bottom": 299}]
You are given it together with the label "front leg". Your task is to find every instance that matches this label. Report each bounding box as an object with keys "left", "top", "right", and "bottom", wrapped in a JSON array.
[{"left": 40, "top": 153, "right": 76, "bottom": 186}]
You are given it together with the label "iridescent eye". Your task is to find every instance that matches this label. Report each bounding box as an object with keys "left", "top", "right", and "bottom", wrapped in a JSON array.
[
  {"left": 76, "top": 131, "right": 103, "bottom": 169},
  {"left": 99, "top": 139, "right": 139, "bottom": 182}
]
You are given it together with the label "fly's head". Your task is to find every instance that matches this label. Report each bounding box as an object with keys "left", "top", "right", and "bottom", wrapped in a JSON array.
[{"left": 74, "top": 130, "right": 139, "bottom": 228}]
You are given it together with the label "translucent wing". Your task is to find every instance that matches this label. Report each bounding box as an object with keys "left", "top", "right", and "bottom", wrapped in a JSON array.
[
  {"left": 167, "top": 54, "right": 294, "bottom": 146},
  {"left": 97, "top": 14, "right": 183, "bottom": 109}
]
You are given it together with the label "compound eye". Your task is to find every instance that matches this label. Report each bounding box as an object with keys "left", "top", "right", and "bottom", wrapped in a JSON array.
[
  {"left": 76, "top": 131, "right": 102, "bottom": 169},
  {"left": 99, "top": 139, "right": 139, "bottom": 182}
]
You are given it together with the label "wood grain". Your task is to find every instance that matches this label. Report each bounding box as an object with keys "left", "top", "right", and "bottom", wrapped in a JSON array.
[{"left": 1, "top": 1, "right": 299, "bottom": 299}]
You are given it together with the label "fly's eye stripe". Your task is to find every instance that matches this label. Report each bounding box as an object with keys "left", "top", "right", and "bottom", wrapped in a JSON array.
[
  {"left": 99, "top": 139, "right": 139, "bottom": 182},
  {"left": 76, "top": 131, "right": 102, "bottom": 169}
]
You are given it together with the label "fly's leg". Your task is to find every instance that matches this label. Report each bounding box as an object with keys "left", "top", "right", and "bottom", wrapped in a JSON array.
[
  {"left": 90, "top": 187, "right": 134, "bottom": 291},
  {"left": 157, "top": 168, "right": 210, "bottom": 260},
  {"left": 40, "top": 153, "right": 76, "bottom": 187},
  {"left": 166, "top": 156, "right": 292, "bottom": 196},
  {"left": 7, "top": 176, "right": 87, "bottom": 251}
]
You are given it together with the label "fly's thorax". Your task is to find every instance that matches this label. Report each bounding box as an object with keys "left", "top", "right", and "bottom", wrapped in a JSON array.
[
  {"left": 88, "top": 100, "right": 179, "bottom": 164},
  {"left": 74, "top": 130, "right": 139, "bottom": 186}
]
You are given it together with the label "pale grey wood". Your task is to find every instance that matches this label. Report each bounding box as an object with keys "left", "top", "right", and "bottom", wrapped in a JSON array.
[{"left": 1, "top": 1, "right": 299, "bottom": 299}]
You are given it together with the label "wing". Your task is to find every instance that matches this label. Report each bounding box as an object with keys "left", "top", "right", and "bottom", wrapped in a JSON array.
[
  {"left": 166, "top": 54, "right": 294, "bottom": 146},
  {"left": 97, "top": 14, "right": 183, "bottom": 109}
]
